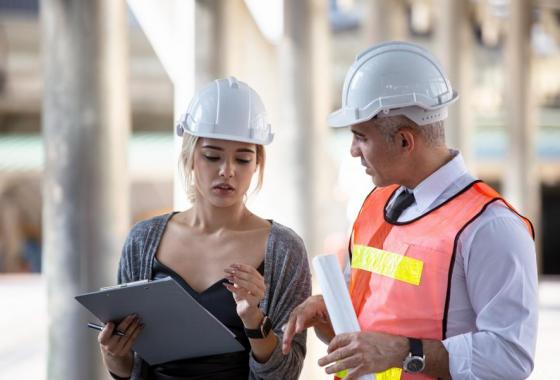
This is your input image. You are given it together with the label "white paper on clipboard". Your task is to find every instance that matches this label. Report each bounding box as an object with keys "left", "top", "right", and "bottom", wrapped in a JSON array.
[{"left": 313, "top": 254, "right": 375, "bottom": 380}]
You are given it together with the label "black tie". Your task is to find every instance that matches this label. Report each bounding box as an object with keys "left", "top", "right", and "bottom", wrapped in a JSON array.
[{"left": 386, "top": 190, "right": 415, "bottom": 223}]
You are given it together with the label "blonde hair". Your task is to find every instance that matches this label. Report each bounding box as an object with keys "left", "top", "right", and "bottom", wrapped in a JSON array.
[{"left": 179, "top": 134, "right": 266, "bottom": 203}]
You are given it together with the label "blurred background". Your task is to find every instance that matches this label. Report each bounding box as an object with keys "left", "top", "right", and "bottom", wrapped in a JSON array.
[{"left": 0, "top": 0, "right": 559, "bottom": 379}]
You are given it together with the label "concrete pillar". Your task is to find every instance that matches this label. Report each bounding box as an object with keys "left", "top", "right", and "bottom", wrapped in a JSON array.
[
  {"left": 436, "top": 0, "right": 474, "bottom": 165},
  {"left": 279, "top": 0, "right": 329, "bottom": 257},
  {"left": 503, "top": 0, "right": 541, "bottom": 267},
  {"left": 194, "top": 0, "right": 226, "bottom": 87},
  {"left": 41, "top": 0, "right": 130, "bottom": 379},
  {"left": 127, "top": 0, "right": 195, "bottom": 210},
  {"left": 365, "top": 0, "right": 408, "bottom": 43}
]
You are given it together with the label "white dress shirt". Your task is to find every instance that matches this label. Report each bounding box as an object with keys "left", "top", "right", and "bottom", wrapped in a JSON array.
[{"left": 384, "top": 150, "right": 538, "bottom": 380}]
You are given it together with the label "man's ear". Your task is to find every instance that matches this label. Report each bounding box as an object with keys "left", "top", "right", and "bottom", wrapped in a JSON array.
[{"left": 397, "top": 129, "right": 415, "bottom": 152}]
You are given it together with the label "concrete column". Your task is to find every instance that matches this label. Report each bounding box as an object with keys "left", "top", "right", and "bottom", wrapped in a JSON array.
[
  {"left": 279, "top": 0, "right": 329, "bottom": 257},
  {"left": 127, "top": 0, "right": 195, "bottom": 210},
  {"left": 365, "top": 0, "right": 408, "bottom": 43},
  {"left": 436, "top": 0, "right": 474, "bottom": 165},
  {"left": 503, "top": 0, "right": 541, "bottom": 266},
  {"left": 41, "top": 0, "right": 130, "bottom": 379},
  {"left": 194, "top": 0, "right": 226, "bottom": 87}
]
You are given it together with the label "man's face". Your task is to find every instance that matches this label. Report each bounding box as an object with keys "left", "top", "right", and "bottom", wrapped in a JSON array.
[{"left": 349, "top": 118, "right": 402, "bottom": 187}]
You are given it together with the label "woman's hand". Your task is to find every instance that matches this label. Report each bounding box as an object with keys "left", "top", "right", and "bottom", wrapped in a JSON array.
[
  {"left": 224, "top": 263, "right": 266, "bottom": 328},
  {"left": 98, "top": 314, "right": 143, "bottom": 378}
]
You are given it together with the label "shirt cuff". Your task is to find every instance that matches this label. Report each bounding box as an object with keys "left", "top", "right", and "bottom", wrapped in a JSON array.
[{"left": 442, "top": 332, "right": 473, "bottom": 380}]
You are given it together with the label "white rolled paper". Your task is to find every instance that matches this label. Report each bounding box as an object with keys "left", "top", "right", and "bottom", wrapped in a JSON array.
[{"left": 313, "top": 254, "right": 375, "bottom": 380}]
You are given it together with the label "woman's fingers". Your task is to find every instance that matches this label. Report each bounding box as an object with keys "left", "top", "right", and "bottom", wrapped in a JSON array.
[
  {"left": 98, "top": 314, "right": 141, "bottom": 357},
  {"left": 226, "top": 275, "right": 264, "bottom": 296},
  {"left": 113, "top": 317, "right": 142, "bottom": 354},
  {"left": 98, "top": 322, "right": 116, "bottom": 345},
  {"left": 116, "top": 314, "right": 136, "bottom": 334},
  {"left": 224, "top": 263, "right": 265, "bottom": 291},
  {"left": 118, "top": 322, "right": 144, "bottom": 355}
]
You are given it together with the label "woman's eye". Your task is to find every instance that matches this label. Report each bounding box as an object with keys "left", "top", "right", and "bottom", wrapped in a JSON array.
[
  {"left": 236, "top": 158, "right": 251, "bottom": 164},
  {"left": 203, "top": 155, "right": 220, "bottom": 161}
]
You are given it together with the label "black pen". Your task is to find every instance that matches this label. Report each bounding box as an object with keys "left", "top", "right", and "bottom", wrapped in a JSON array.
[{"left": 87, "top": 322, "right": 126, "bottom": 336}]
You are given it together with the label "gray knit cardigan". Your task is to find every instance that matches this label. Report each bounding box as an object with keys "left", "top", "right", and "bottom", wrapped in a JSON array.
[{"left": 116, "top": 212, "right": 311, "bottom": 380}]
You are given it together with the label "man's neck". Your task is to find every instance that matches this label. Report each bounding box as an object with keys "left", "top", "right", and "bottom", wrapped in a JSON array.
[{"left": 402, "top": 146, "right": 454, "bottom": 189}]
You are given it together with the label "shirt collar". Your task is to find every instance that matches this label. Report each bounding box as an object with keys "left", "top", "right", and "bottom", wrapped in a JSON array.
[{"left": 396, "top": 150, "right": 467, "bottom": 214}]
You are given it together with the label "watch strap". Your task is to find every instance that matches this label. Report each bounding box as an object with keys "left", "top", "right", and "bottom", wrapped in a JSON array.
[
  {"left": 244, "top": 315, "right": 272, "bottom": 339},
  {"left": 408, "top": 337, "right": 423, "bottom": 356}
]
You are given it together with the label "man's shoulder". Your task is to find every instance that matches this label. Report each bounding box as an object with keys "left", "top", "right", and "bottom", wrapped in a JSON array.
[{"left": 461, "top": 200, "right": 533, "bottom": 245}]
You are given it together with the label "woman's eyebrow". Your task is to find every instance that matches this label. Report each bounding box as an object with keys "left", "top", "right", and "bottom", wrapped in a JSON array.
[
  {"left": 201, "top": 145, "right": 255, "bottom": 154},
  {"left": 237, "top": 148, "right": 256, "bottom": 154},
  {"left": 201, "top": 145, "right": 223, "bottom": 151}
]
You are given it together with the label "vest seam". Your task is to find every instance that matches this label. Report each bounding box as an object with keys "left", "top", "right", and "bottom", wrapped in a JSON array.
[
  {"left": 442, "top": 197, "right": 502, "bottom": 339},
  {"left": 349, "top": 187, "right": 378, "bottom": 261}
]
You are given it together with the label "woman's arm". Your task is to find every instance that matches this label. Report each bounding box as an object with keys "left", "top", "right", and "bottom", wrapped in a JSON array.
[
  {"left": 98, "top": 316, "right": 143, "bottom": 378},
  {"left": 224, "top": 263, "right": 279, "bottom": 362},
  {"left": 248, "top": 225, "right": 312, "bottom": 380}
]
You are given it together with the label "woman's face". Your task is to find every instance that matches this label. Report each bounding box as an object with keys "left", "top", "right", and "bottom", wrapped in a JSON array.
[{"left": 193, "top": 138, "right": 258, "bottom": 208}]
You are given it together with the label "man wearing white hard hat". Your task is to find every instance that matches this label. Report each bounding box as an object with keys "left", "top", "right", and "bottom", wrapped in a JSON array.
[{"left": 283, "top": 41, "right": 537, "bottom": 380}]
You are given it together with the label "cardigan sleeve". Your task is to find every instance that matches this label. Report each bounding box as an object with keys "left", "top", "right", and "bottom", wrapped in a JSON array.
[
  {"left": 248, "top": 223, "right": 312, "bottom": 380},
  {"left": 114, "top": 218, "right": 161, "bottom": 380}
]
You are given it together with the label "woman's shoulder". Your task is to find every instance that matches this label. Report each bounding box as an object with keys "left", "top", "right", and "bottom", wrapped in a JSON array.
[
  {"left": 126, "top": 212, "right": 175, "bottom": 243},
  {"left": 268, "top": 221, "right": 307, "bottom": 258},
  {"left": 269, "top": 221, "right": 302, "bottom": 240}
]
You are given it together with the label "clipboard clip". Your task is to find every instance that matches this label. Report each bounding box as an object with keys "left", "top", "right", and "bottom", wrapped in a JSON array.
[{"left": 100, "top": 279, "right": 150, "bottom": 291}]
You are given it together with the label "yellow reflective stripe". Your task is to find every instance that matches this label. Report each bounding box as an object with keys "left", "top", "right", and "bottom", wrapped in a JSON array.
[
  {"left": 336, "top": 369, "right": 348, "bottom": 378},
  {"left": 352, "top": 244, "right": 423, "bottom": 286},
  {"left": 335, "top": 367, "right": 402, "bottom": 379},
  {"left": 377, "top": 367, "right": 403, "bottom": 380}
]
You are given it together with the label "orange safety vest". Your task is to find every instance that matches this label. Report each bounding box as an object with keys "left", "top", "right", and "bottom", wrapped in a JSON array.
[{"left": 335, "top": 181, "right": 533, "bottom": 380}]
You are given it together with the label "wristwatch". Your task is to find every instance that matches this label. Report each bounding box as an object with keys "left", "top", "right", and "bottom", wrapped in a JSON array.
[
  {"left": 403, "top": 338, "right": 426, "bottom": 373},
  {"left": 244, "top": 315, "right": 272, "bottom": 339}
]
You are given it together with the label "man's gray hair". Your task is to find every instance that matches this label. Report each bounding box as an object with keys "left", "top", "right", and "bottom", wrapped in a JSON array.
[{"left": 377, "top": 115, "right": 445, "bottom": 147}]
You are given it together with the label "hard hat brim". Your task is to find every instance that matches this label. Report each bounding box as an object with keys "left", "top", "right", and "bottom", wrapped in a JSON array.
[
  {"left": 181, "top": 128, "right": 274, "bottom": 145},
  {"left": 327, "top": 90, "right": 459, "bottom": 128}
]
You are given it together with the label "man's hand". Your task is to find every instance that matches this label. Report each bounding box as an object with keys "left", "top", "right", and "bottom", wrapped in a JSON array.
[
  {"left": 282, "top": 295, "right": 334, "bottom": 354},
  {"left": 317, "top": 331, "right": 408, "bottom": 380}
]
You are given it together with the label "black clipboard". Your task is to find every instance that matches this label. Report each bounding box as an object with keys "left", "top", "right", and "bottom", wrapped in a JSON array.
[{"left": 75, "top": 276, "right": 245, "bottom": 365}]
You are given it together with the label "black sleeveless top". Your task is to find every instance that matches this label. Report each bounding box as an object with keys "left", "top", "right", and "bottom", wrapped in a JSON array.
[{"left": 149, "top": 258, "right": 264, "bottom": 380}]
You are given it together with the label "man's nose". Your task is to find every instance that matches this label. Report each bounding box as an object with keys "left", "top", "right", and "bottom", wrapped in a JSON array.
[{"left": 350, "top": 139, "right": 360, "bottom": 157}]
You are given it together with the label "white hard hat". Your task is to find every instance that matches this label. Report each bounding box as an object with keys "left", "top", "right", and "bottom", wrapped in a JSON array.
[
  {"left": 176, "top": 77, "right": 273, "bottom": 145},
  {"left": 328, "top": 41, "right": 459, "bottom": 128}
]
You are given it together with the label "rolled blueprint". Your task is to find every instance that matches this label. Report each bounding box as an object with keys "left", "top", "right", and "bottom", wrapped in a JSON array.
[{"left": 313, "top": 254, "right": 375, "bottom": 380}]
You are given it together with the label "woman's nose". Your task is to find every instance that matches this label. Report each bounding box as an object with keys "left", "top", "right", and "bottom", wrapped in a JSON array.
[{"left": 219, "top": 161, "right": 234, "bottom": 178}]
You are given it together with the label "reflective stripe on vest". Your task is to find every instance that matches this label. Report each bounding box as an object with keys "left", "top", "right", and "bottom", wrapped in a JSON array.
[
  {"left": 352, "top": 245, "right": 423, "bottom": 286},
  {"left": 335, "top": 181, "right": 533, "bottom": 380}
]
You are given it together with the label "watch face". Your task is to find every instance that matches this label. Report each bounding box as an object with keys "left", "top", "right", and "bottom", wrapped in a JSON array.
[
  {"left": 407, "top": 358, "right": 423, "bottom": 372},
  {"left": 404, "top": 356, "right": 425, "bottom": 373}
]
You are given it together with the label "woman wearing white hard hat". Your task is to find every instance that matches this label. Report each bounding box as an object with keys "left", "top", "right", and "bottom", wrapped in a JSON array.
[{"left": 98, "top": 77, "right": 311, "bottom": 380}]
